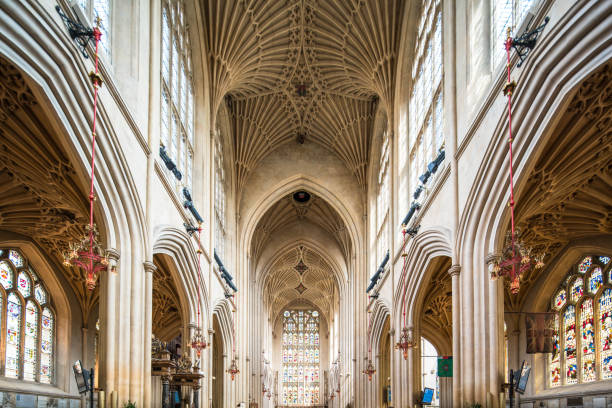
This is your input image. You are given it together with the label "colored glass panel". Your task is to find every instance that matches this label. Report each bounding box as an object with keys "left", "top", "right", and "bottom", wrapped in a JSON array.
[
  {"left": 40, "top": 308, "right": 54, "bottom": 384},
  {"left": 34, "top": 285, "right": 47, "bottom": 305},
  {"left": 588, "top": 267, "right": 603, "bottom": 294},
  {"left": 6, "top": 293, "right": 22, "bottom": 378},
  {"left": 0, "top": 261, "right": 13, "bottom": 289},
  {"left": 580, "top": 299, "right": 595, "bottom": 382},
  {"left": 564, "top": 305, "right": 577, "bottom": 384},
  {"left": 17, "top": 272, "right": 31, "bottom": 298},
  {"left": 24, "top": 301, "right": 38, "bottom": 381},
  {"left": 550, "top": 314, "right": 560, "bottom": 387},
  {"left": 281, "top": 310, "right": 320, "bottom": 405},
  {"left": 554, "top": 289, "right": 566, "bottom": 310},
  {"left": 599, "top": 256, "right": 610, "bottom": 265},
  {"left": 579, "top": 256, "right": 592, "bottom": 274},
  {"left": 570, "top": 278, "right": 583, "bottom": 302},
  {"left": 8, "top": 250, "right": 24, "bottom": 268},
  {"left": 600, "top": 288, "right": 612, "bottom": 380}
]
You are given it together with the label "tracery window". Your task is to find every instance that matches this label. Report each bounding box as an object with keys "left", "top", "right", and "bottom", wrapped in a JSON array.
[
  {"left": 281, "top": 310, "right": 320, "bottom": 406},
  {"left": 375, "top": 132, "right": 389, "bottom": 264},
  {"left": 77, "top": 0, "right": 111, "bottom": 59},
  {"left": 161, "top": 0, "right": 194, "bottom": 189},
  {"left": 549, "top": 255, "right": 612, "bottom": 387},
  {"left": 0, "top": 249, "right": 54, "bottom": 384},
  {"left": 491, "top": 0, "right": 536, "bottom": 67},
  {"left": 409, "top": 0, "right": 443, "bottom": 195},
  {"left": 213, "top": 133, "right": 226, "bottom": 260}
]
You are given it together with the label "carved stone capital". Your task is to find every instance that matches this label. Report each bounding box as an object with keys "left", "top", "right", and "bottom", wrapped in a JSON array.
[
  {"left": 143, "top": 261, "right": 157, "bottom": 274},
  {"left": 106, "top": 248, "right": 120, "bottom": 262},
  {"left": 447, "top": 264, "right": 461, "bottom": 277},
  {"left": 485, "top": 253, "right": 499, "bottom": 265}
]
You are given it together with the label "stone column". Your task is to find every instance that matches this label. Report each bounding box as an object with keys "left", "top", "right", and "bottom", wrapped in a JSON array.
[
  {"left": 448, "top": 264, "right": 461, "bottom": 407},
  {"left": 486, "top": 253, "right": 504, "bottom": 407},
  {"left": 101, "top": 248, "right": 120, "bottom": 403},
  {"left": 143, "top": 261, "right": 156, "bottom": 408}
]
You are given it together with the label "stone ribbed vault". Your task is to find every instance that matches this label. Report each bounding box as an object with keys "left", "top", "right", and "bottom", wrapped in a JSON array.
[
  {"left": 263, "top": 245, "right": 337, "bottom": 320},
  {"left": 203, "top": 0, "right": 405, "bottom": 189}
]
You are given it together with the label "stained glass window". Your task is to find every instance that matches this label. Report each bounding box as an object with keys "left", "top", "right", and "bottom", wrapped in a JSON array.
[
  {"left": 589, "top": 267, "right": 603, "bottom": 294},
  {"left": 23, "top": 301, "right": 38, "bottom": 381},
  {"left": 0, "top": 249, "right": 54, "bottom": 383},
  {"left": 579, "top": 256, "right": 592, "bottom": 274},
  {"left": 160, "top": 0, "right": 194, "bottom": 190},
  {"left": 550, "top": 314, "right": 560, "bottom": 387},
  {"left": 553, "top": 289, "right": 566, "bottom": 310},
  {"left": 408, "top": 0, "right": 444, "bottom": 196},
  {"left": 281, "top": 310, "right": 320, "bottom": 405},
  {"left": 549, "top": 254, "right": 612, "bottom": 387},
  {"left": 570, "top": 278, "right": 583, "bottom": 302},
  {"left": 40, "top": 308, "right": 54, "bottom": 384},
  {"left": 0, "top": 261, "right": 13, "bottom": 289},
  {"left": 6, "top": 292, "right": 22, "bottom": 379},
  {"left": 581, "top": 299, "right": 595, "bottom": 382}
]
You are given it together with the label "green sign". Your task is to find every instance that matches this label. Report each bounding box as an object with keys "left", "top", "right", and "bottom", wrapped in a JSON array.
[{"left": 438, "top": 356, "right": 453, "bottom": 377}]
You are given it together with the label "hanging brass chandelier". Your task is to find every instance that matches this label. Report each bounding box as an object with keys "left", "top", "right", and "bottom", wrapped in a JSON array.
[
  {"left": 226, "top": 358, "right": 239, "bottom": 380},
  {"left": 62, "top": 16, "right": 108, "bottom": 291},
  {"left": 490, "top": 27, "right": 545, "bottom": 294},
  {"left": 395, "top": 327, "right": 418, "bottom": 360},
  {"left": 190, "top": 228, "right": 209, "bottom": 357}
]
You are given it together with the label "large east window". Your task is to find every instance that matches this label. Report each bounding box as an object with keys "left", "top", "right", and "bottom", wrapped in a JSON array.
[
  {"left": 77, "top": 0, "right": 111, "bottom": 59},
  {"left": 161, "top": 0, "right": 194, "bottom": 189},
  {"left": 0, "top": 249, "right": 54, "bottom": 384},
  {"left": 549, "top": 255, "right": 612, "bottom": 387},
  {"left": 491, "top": 0, "right": 536, "bottom": 67},
  {"left": 408, "top": 0, "right": 443, "bottom": 195},
  {"left": 281, "top": 310, "right": 320, "bottom": 405}
]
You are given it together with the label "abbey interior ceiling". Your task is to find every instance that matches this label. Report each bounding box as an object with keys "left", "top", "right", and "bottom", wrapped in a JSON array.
[
  {"left": 511, "top": 61, "right": 612, "bottom": 310},
  {"left": 203, "top": 0, "right": 406, "bottom": 189},
  {"left": 0, "top": 57, "right": 98, "bottom": 322}
]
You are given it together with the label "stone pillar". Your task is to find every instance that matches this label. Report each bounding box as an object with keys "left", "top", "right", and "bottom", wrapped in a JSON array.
[
  {"left": 448, "top": 264, "right": 461, "bottom": 407},
  {"left": 143, "top": 261, "right": 156, "bottom": 408},
  {"left": 486, "top": 253, "right": 504, "bottom": 407},
  {"left": 101, "top": 248, "right": 120, "bottom": 403}
]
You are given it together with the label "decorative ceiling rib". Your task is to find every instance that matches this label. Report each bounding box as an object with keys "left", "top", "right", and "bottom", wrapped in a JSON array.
[
  {"left": 511, "top": 61, "right": 612, "bottom": 310},
  {"left": 203, "top": 0, "right": 405, "bottom": 189},
  {"left": 251, "top": 192, "right": 350, "bottom": 263},
  {"left": 263, "top": 245, "right": 336, "bottom": 320},
  {"left": 0, "top": 57, "right": 96, "bottom": 322}
]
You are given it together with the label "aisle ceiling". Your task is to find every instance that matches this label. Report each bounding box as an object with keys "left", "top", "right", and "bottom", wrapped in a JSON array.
[{"left": 203, "top": 0, "right": 406, "bottom": 189}]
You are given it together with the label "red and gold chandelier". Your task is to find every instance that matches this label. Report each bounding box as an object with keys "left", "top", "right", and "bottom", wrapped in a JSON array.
[
  {"left": 227, "top": 358, "right": 239, "bottom": 380},
  {"left": 395, "top": 327, "right": 417, "bottom": 360},
  {"left": 490, "top": 27, "right": 544, "bottom": 294},
  {"left": 362, "top": 359, "right": 376, "bottom": 381},
  {"left": 62, "top": 17, "right": 108, "bottom": 291}
]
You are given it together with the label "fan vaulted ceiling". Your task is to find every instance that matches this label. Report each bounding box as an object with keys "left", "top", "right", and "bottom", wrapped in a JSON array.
[
  {"left": 203, "top": 0, "right": 406, "bottom": 189},
  {"left": 251, "top": 192, "right": 350, "bottom": 262},
  {"left": 263, "top": 245, "right": 337, "bottom": 321}
]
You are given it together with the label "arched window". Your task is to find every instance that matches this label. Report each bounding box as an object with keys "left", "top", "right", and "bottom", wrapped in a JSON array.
[
  {"left": 0, "top": 249, "right": 54, "bottom": 384},
  {"left": 408, "top": 0, "right": 443, "bottom": 195},
  {"left": 421, "top": 337, "right": 440, "bottom": 406},
  {"left": 549, "top": 255, "right": 612, "bottom": 387},
  {"left": 491, "top": 0, "right": 536, "bottom": 67},
  {"left": 375, "top": 131, "right": 389, "bottom": 264},
  {"left": 161, "top": 0, "right": 194, "bottom": 189},
  {"left": 77, "top": 0, "right": 112, "bottom": 60},
  {"left": 213, "top": 132, "right": 226, "bottom": 260},
  {"left": 281, "top": 310, "right": 320, "bottom": 406}
]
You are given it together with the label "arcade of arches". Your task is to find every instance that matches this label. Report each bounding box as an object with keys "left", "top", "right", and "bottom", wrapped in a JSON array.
[{"left": 0, "top": 0, "right": 610, "bottom": 407}]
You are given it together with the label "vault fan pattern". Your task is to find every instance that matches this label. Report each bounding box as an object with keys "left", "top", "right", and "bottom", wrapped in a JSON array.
[{"left": 203, "top": 0, "right": 405, "bottom": 189}]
